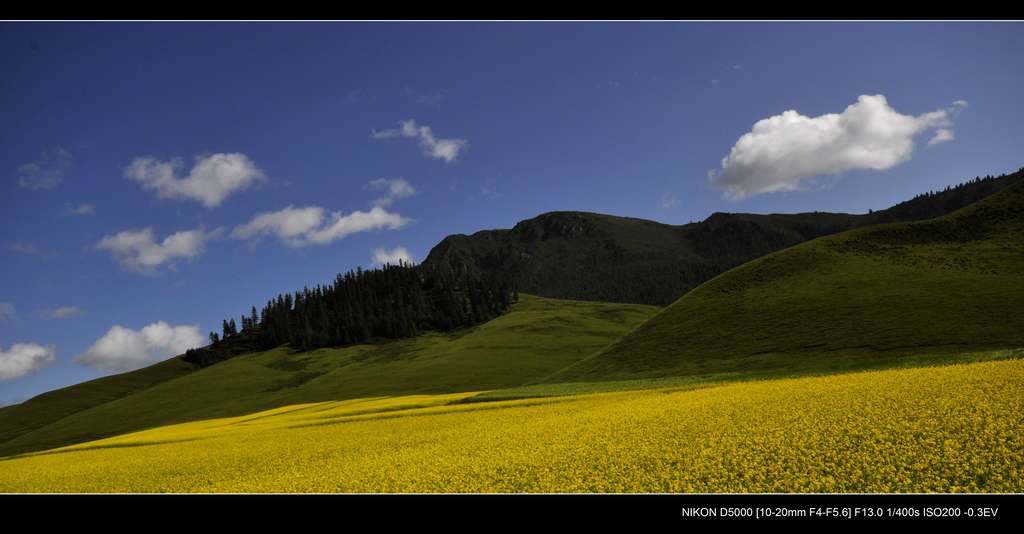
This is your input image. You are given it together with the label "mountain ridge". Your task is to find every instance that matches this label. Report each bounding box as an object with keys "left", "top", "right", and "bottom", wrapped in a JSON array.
[{"left": 422, "top": 169, "right": 1024, "bottom": 306}]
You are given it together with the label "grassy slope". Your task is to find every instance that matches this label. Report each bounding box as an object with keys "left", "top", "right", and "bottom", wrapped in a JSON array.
[
  {"left": 0, "top": 294, "right": 656, "bottom": 457},
  {"left": 552, "top": 181, "right": 1024, "bottom": 382},
  {"left": 0, "top": 356, "right": 193, "bottom": 446},
  {"left": 2, "top": 358, "right": 1021, "bottom": 492}
]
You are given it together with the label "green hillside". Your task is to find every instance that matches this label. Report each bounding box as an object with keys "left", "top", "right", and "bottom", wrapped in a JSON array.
[
  {"left": 551, "top": 180, "right": 1024, "bottom": 382},
  {"left": 0, "top": 295, "right": 656, "bottom": 458},
  {"left": 0, "top": 356, "right": 194, "bottom": 447}
]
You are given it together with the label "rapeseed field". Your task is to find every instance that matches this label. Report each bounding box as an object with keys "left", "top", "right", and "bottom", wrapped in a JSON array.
[{"left": 1, "top": 359, "right": 1020, "bottom": 493}]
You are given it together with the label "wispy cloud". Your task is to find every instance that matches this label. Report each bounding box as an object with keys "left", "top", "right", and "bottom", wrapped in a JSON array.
[
  {"left": 0, "top": 302, "right": 15, "bottom": 323},
  {"left": 372, "top": 119, "right": 467, "bottom": 163},
  {"left": 66, "top": 203, "right": 95, "bottom": 215},
  {"left": 231, "top": 205, "right": 411, "bottom": 247},
  {"left": 10, "top": 242, "right": 56, "bottom": 259},
  {"left": 125, "top": 153, "right": 266, "bottom": 208},
  {"left": 928, "top": 128, "right": 955, "bottom": 146},
  {"left": 48, "top": 306, "right": 85, "bottom": 319},
  {"left": 17, "top": 147, "right": 71, "bottom": 190},
  {"left": 404, "top": 86, "right": 445, "bottom": 107},
  {"left": 710, "top": 95, "right": 968, "bottom": 200},
  {"left": 12, "top": 243, "right": 38, "bottom": 255},
  {"left": 366, "top": 178, "right": 416, "bottom": 207}
]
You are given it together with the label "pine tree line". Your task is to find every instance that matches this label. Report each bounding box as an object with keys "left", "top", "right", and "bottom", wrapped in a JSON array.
[{"left": 184, "top": 261, "right": 517, "bottom": 367}]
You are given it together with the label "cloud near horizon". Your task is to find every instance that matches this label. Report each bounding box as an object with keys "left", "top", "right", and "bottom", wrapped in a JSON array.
[
  {"left": 231, "top": 205, "right": 411, "bottom": 247},
  {"left": 0, "top": 343, "right": 56, "bottom": 381},
  {"left": 371, "top": 246, "right": 415, "bottom": 266},
  {"left": 76, "top": 322, "right": 204, "bottom": 373},
  {"left": 125, "top": 153, "right": 266, "bottom": 207},
  {"left": 372, "top": 119, "right": 467, "bottom": 162},
  {"left": 710, "top": 95, "right": 968, "bottom": 200},
  {"left": 97, "top": 227, "right": 218, "bottom": 274}
]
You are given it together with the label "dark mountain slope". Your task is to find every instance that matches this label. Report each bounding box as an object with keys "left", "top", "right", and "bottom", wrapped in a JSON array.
[{"left": 422, "top": 169, "right": 1024, "bottom": 306}]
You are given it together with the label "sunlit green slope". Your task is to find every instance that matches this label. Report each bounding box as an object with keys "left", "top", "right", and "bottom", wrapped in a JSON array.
[
  {"left": 0, "top": 295, "right": 656, "bottom": 457},
  {"left": 551, "top": 180, "right": 1024, "bottom": 382}
]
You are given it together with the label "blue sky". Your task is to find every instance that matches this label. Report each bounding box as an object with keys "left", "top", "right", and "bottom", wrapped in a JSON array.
[{"left": 1, "top": 21, "right": 1022, "bottom": 405}]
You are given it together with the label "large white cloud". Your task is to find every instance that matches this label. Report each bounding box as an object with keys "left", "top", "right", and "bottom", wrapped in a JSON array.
[
  {"left": 0, "top": 343, "right": 56, "bottom": 381},
  {"left": 371, "top": 246, "right": 415, "bottom": 266},
  {"left": 231, "top": 205, "right": 410, "bottom": 247},
  {"left": 17, "top": 147, "right": 71, "bottom": 190},
  {"left": 711, "top": 95, "right": 967, "bottom": 200},
  {"left": 366, "top": 178, "right": 416, "bottom": 207},
  {"left": 76, "top": 321, "right": 204, "bottom": 373},
  {"left": 125, "top": 153, "right": 266, "bottom": 207},
  {"left": 372, "top": 119, "right": 467, "bottom": 162},
  {"left": 97, "top": 227, "right": 216, "bottom": 274}
]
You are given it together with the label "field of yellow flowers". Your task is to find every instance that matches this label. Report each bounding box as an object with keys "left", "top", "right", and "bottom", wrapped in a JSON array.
[{"left": 1, "top": 359, "right": 1022, "bottom": 493}]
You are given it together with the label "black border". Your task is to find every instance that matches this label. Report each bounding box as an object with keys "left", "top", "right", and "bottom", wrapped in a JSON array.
[{"left": 5, "top": 493, "right": 1024, "bottom": 526}]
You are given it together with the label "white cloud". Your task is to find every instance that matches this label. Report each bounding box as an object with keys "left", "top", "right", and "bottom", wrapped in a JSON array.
[
  {"left": 17, "top": 147, "right": 71, "bottom": 190},
  {"left": 372, "top": 246, "right": 415, "bottom": 266},
  {"left": 928, "top": 128, "right": 955, "bottom": 146},
  {"left": 125, "top": 153, "right": 266, "bottom": 208},
  {"left": 67, "top": 203, "right": 95, "bottom": 215},
  {"left": 711, "top": 95, "right": 967, "bottom": 200},
  {"left": 231, "top": 206, "right": 324, "bottom": 242},
  {"left": 97, "top": 227, "right": 215, "bottom": 274},
  {"left": 366, "top": 178, "right": 416, "bottom": 207},
  {"left": 660, "top": 192, "right": 678, "bottom": 209},
  {"left": 372, "top": 119, "right": 467, "bottom": 162},
  {"left": 76, "top": 321, "right": 203, "bottom": 373},
  {"left": 0, "top": 302, "right": 15, "bottom": 322},
  {"left": 232, "top": 205, "right": 411, "bottom": 247},
  {"left": 49, "top": 306, "right": 84, "bottom": 319},
  {"left": 0, "top": 343, "right": 56, "bottom": 380}
]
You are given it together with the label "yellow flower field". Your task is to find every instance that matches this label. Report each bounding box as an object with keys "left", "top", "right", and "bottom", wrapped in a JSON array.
[{"left": 1, "top": 359, "right": 1022, "bottom": 493}]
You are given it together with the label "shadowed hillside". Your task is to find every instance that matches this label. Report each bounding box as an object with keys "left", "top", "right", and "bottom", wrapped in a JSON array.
[{"left": 422, "top": 170, "right": 1024, "bottom": 306}]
